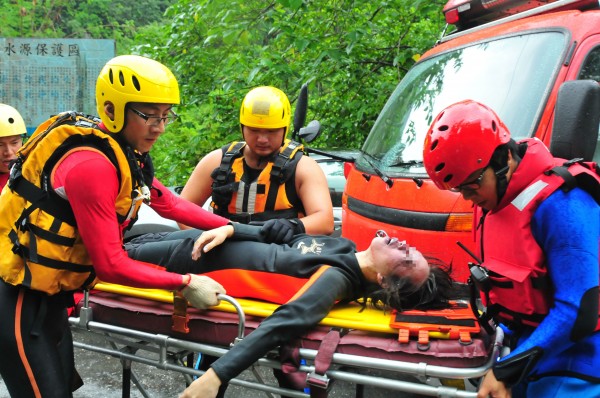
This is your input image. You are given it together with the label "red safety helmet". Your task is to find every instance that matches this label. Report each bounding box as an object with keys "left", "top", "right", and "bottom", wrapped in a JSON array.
[{"left": 423, "top": 100, "right": 511, "bottom": 190}]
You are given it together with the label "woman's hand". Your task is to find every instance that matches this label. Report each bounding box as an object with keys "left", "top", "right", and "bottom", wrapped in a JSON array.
[{"left": 192, "top": 225, "right": 234, "bottom": 260}]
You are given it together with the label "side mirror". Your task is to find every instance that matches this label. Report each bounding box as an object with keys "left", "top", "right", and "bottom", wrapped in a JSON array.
[
  {"left": 551, "top": 80, "right": 600, "bottom": 161},
  {"left": 292, "top": 83, "right": 308, "bottom": 141},
  {"left": 298, "top": 120, "right": 321, "bottom": 143}
]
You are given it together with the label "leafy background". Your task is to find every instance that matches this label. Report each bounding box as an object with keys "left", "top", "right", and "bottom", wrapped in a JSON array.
[{"left": 2, "top": 0, "right": 446, "bottom": 185}]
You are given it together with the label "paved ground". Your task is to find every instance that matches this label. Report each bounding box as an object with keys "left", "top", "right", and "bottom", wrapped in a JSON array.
[{"left": 0, "top": 327, "right": 442, "bottom": 398}]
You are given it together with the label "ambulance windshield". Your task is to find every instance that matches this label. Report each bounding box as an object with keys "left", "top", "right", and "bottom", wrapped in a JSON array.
[{"left": 359, "top": 30, "right": 566, "bottom": 177}]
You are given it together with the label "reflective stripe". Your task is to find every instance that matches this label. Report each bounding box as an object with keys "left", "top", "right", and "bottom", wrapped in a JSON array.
[{"left": 511, "top": 179, "right": 548, "bottom": 211}]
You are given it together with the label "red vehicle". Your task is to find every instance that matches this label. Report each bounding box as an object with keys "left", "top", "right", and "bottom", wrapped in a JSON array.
[{"left": 342, "top": 0, "right": 600, "bottom": 282}]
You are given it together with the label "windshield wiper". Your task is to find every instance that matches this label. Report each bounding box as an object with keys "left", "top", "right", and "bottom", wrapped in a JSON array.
[
  {"left": 387, "top": 160, "right": 423, "bottom": 167},
  {"left": 362, "top": 154, "right": 393, "bottom": 188}
]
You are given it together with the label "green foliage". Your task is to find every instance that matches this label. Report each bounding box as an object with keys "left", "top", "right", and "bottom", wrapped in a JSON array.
[
  {"left": 136, "top": 0, "right": 446, "bottom": 183},
  {"left": 1, "top": 0, "right": 448, "bottom": 185},
  {"left": 0, "top": 0, "right": 172, "bottom": 53}
]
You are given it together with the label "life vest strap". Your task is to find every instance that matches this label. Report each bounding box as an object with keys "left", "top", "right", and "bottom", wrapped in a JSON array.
[
  {"left": 487, "top": 303, "right": 547, "bottom": 329},
  {"left": 10, "top": 171, "right": 77, "bottom": 226},
  {"left": 227, "top": 207, "right": 300, "bottom": 224},
  {"left": 266, "top": 141, "right": 303, "bottom": 211},
  {"left": 27, "top": 223, "right": 76, "bottom": 247},
  {"left": 213, "top": 142, "right": 245, "bottom": 185},
  {"left": 546, "top": 162, "right": 579, "bottom": 192},
  {"left": 16, "top": 245, "right": 93, "bottom": 273}
]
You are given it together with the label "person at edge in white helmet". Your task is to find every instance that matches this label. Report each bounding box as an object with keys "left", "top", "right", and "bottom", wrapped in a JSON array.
[
  {"left": 0, "top": 55, "right": 236, "bottom": 397},
  {"left": 177, "top": 86, "right": 334, "bottom": 242},
  {"left": 423, "top": 100, "right": 600, "bottom": 398},
  {"left": 0, "top": 103, "right": 26, "bottom": 191}
]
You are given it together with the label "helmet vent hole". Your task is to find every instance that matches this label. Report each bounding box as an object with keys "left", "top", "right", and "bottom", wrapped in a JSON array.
[
  {"left": 132, "top": 76, "right": 141, "bottom": 92},
  {"left": 434, "top": 162, "right": 445, "bottom": 172},
  {"left": 8, "top": 117, "right": 14, "bottom": 124},
  {"left": 119, "top": 71, "right": 125, "bottom": 86},
  {"left": 108, "top": 69, "right": 114, "bottom": 84},
  {"left": 438, "top": 125, "right": 449, "bottom": 132},
  {"left": 443, "top": 174, "right": 453, "bottom": 183},
  {"left": 491, "top": 120, "right": 497, "bottom": 131},
  {"left": 430, "top": 140, "right": 438, "bottom": 151}
]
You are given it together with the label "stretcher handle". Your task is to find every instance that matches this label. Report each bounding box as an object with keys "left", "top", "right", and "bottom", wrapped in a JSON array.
[{"left": 217, "top": 294, "right": 246, "bottom": 343}]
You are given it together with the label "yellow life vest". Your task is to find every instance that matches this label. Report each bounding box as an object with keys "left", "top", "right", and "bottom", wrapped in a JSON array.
[
  {"left": 210, "top": 139, "right": 305, "bottom": 223},
  {"left": 0, "top": 112, "right": 147, "bottom": 295}
]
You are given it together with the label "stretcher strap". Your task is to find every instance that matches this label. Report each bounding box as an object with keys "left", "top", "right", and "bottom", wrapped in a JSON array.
[
  {"left": 307, "top": 328, "right": 346, "bottom": 397},
  {"left": 390, "top": 300, "right": 480, "bottom": 346},
  {"left": 274, "top": 339, "right": 309, "bottom": 392},
  {"left": 172, "top": 292, "right": 189, "bottom": 334}
]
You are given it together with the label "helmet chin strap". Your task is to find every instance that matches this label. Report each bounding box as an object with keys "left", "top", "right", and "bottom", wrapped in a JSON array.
[
  {"left": 257, "top": 150, "right": 279, "bottom": 168},
  {"left": 495, "top": 143, "right": 525, "bottom": 204},
  {"left": 495, "top": 165, "right": 510, "bottom": 204}
]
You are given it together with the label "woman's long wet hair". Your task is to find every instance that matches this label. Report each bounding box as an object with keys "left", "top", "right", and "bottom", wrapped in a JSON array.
[{"left": 364, "top": 256, "right": 459, "bottom": 312}]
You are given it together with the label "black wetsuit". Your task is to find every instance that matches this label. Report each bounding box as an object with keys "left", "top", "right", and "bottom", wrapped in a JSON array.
[
  {"left": 0, "top": 282, "right": 81, "bottom": 397},
  {"left": 126, "top": 227, "right": 370, "bottom": 383}
]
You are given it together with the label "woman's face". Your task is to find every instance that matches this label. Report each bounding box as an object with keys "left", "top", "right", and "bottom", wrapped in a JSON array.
[{"left": 369, "top": 231, "right": 430, "bottom": 288}]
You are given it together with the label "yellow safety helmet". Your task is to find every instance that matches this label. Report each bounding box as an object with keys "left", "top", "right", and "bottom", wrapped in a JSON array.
[
  {"left": 96, "top": 55, "right": 180, "bottom": 132},
  {"left": 0, "top": 103, "right": 27, "bottom": 138},
  {"left": 239, "top": 86, "right": 291, "bottom": 135}
]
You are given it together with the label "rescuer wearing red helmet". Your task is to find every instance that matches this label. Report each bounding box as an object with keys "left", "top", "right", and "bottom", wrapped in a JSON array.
[
  {"left": 176, "top": 86, "right": 334, "bottom": 243},
  {"left": 0, "top": 103, "right": 26, "bottom": 191},
  {"left": 0, "top": 55, "right": 232, "bottom": 397},
  {"left": 423, "top": 100, "right": 600, "bottom": 398}
]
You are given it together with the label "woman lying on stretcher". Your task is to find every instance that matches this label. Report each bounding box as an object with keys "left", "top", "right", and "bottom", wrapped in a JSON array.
[{"left": 125, "top": 224, "right": 458, "bottom": 398}]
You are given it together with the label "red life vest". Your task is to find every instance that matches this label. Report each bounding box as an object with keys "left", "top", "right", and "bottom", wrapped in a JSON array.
[{"left": 476, "top": 139, "right": 600, "bottom": 328}]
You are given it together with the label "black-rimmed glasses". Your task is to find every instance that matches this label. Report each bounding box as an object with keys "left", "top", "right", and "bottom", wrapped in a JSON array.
[
  {"left": 450, "top": 167, "right": 488, "bottom": 192},
  {"left": 130, "top": 107, "right": 178, "bottom": 126}
]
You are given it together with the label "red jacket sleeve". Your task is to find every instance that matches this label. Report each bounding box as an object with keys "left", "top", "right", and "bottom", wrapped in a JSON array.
[
  {"left": 149, "top": 178, "right": 229, "bottom": 230},
  {"left": 54, "top": 151, "right": 184, "bottom": 290}
]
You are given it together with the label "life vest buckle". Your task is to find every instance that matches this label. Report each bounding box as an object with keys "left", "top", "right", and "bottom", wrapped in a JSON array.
[{"left": 469, "top": 263, "right": 491, "bottom": 293}]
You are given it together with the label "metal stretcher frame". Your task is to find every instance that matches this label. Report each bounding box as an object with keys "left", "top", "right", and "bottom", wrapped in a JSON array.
[{"left": 69, "top": 289, "right": 503, "bottom": 398}]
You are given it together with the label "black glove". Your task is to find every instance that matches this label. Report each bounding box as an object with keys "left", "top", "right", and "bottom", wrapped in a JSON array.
[
  {"left": 260, "top": 218, "right": 305, "bottom": 244},
  {"left": 492, "top": 346, "right": 543, "bottom": 388}
]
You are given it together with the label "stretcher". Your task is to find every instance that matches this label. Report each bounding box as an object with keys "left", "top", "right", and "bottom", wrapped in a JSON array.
[{"left": 69, "top": 282, "right": 503, "bottom": 398}]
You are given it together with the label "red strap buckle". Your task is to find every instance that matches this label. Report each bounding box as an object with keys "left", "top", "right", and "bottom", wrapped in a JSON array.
[{"left": 172, "top": 314, "right": 189, "bottom": 334}]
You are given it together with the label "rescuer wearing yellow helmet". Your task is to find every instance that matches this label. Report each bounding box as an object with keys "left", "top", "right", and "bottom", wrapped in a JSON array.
[
  {"left": 0, "top": 103, "right": 26, "bottom": 191},
  {"left": 0, "top": 55, "right": 231, "bottom": 397},
  {"left": 177, "top": 86, "right": 334, "bottom": 242}
]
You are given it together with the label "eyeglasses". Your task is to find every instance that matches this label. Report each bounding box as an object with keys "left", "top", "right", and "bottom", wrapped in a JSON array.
[
  {"left": 450, "top": 167, "right": 488, "bottom": 192},
  {"left": 130, "top": 107, "right": 178, "bottom": 126}
]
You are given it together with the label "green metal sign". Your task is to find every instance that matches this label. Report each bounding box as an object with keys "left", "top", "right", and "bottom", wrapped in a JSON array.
[{"left": 0, "top": 38, "right": 115, "bottom": 134}]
